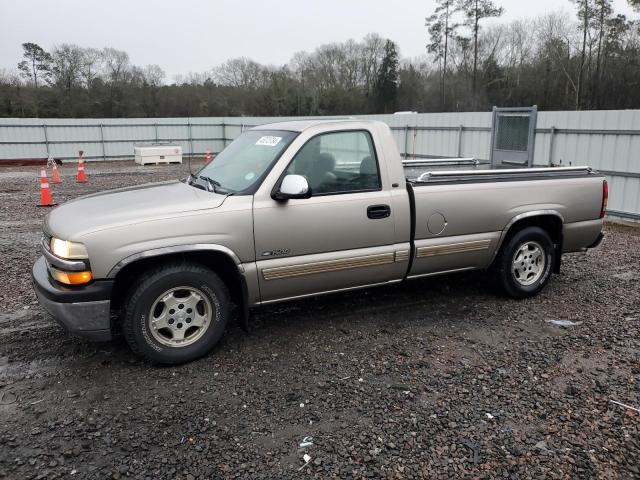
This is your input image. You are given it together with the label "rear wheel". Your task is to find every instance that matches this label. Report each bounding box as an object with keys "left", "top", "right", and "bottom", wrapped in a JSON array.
[
  {"left": 122, "top": 262, "right": 230, "bottom": 364},
  {"left": 497, "top": 226, "right": 555, "bottom": 299}
]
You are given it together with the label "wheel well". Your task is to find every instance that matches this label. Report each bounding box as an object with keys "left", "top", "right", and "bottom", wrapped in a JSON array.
[
  {"left": 110, "top": 251, "right": 244, "bottom": 313},
  {"left": 503, "top": 215, "right": 563, "bottom": 245},
  {"left": 496, "top": 214, "right": 564, "bottom": 272}
]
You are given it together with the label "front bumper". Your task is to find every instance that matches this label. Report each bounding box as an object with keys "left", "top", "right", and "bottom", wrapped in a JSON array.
[{"left": 31, "top": 256, "right": 114, "bottom": 341}]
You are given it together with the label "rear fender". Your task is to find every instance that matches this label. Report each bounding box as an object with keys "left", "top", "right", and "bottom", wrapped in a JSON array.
[{"left": 492, "top": 210, "right": 565, "bottom": 273}]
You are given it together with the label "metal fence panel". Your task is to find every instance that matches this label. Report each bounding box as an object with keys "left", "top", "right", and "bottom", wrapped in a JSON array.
[{"left": 1, "top": 111, "right": 639, "bottom": 220}]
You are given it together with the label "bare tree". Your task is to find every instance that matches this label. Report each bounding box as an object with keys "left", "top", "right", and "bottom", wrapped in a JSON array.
[
  {"left": 312, "top": 44, "right": 342, "bottom": 90},
  {"left": 536, "top": 12, "right": 581, "bottom": 109},
  {"left": 49, "top": 44, "right": 86, "bottom": 115},
  {"left": 80, "top": 48, "right": 102, "bottom": 89},
  {"left": 361, "top": 33, "right": 386, "bottom": 97},
  {"left": 101, "top": 47, "right": 131, "bottom": 84},
  {"left": 143, "top": 65, "right": 165, "bottom": 87},
  {"left": 0, "top": 68, "right": 22, "bottom": 86},
  {"left": 214, "top": 58, "right": 265, "bottom": 89},
  {"left": 51, "top": 44, "right": 85, "bottom": 90},
  {"left": 338, "top": 39, "right": 362, "bottom": 90},
  {"left": 100, "top": 48, "right": 131, "bottom": 116}
]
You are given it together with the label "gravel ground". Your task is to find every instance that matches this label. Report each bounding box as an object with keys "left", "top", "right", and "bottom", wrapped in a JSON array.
[{"left": 0, "top": 161, "right": 638, "bottom": 479}]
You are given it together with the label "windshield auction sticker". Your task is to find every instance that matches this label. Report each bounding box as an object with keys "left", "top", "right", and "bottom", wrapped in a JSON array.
[{"left": 256, "top": 136, "right": 282, "bottom": 147}]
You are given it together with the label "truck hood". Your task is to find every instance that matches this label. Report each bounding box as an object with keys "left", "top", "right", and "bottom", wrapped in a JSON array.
[{"left": 44, "top": 180, "right": 228, "bottom": 239}]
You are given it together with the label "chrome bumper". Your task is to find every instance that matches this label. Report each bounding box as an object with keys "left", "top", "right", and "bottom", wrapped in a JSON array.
[{"left": 31, "top": 256, "right": 114, "bottom": 341}]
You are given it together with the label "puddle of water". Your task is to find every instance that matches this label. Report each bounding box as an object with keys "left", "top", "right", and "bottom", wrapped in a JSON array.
[
  {"left": 0, "top": 220, "right": 41, "bottom": 228},
  {"left": 545, "top": 319, "right": 583, "bottom": 327},
  {"left": 0, "top": 171, "right": 38, "bottom": 181},
  {"left": 613, "top": 272, "right": 637, "bottom": 281},
  {"left": 0, "top": 309, "right": 36, "bottom": 325},
  {"left": 0, "top": 356, "right": 8, "bottom": 375}
]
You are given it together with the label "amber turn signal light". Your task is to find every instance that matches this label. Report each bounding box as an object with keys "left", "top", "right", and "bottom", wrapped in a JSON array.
[{"left": 50, "top": 267, "right": 93, "bottom": 285}]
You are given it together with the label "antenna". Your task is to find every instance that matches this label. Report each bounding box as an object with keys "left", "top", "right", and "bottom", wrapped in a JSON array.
[{"left": 187, "top": 114, "right": 193, "bottom": 176}]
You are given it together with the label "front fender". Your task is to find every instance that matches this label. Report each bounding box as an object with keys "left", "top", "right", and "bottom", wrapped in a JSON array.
[{"left": 106, "top": 244, "right": 244, "bottom": 278}]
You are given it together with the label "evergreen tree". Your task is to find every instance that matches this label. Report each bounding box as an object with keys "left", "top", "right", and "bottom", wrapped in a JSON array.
[
  {"left": 426, "top": 0, "right": 461, "bottom": 108},
  {"left": 571, "top": 0, "right": 594, "bottom": 110},
  {"left": 459, "top": 0, "right": 504, "bottom": 95},
  {"left": 375, "top": 40, "right": 399, "bottom": 112},
  {"left": 17, "top": 43, "right": 52, "bottom": 88}
]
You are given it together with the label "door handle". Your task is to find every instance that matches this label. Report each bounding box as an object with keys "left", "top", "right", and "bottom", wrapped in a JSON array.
[{"left": 367, "top": 204, "right": 391, "bottom": 219}]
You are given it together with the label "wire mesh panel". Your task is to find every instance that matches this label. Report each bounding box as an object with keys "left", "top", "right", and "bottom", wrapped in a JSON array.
[
  {"left": 495, "top": 114, "right": 531, "bottom": 151},
  {"left": 490, "top": 106, "right": 537, "bottom": 167}
]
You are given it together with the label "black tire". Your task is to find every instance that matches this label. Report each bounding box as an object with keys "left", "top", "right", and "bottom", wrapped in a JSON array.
[
  {"left": 122, "top": 262, "right": 230, "bottom": 364},
  {"left": 496, "top": 226, "right": 555, "bottom": 299}
]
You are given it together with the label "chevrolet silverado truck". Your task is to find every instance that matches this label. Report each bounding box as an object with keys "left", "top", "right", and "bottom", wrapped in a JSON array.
[{"left": 32, "top": 120, "right": 607, "bottom": 364}]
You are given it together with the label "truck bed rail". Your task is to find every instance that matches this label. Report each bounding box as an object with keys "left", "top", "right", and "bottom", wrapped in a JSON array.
[
  {"left": 409, "top": 166, "right": 595, "bottom": 184},
  {"left": 402, "top": 157, "right": 486, "bottom": 167}
]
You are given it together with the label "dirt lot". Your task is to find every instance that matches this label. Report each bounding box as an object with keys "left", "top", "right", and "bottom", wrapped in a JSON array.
[{"left": 0, "top": 161, "right": 638, "bottom": 479}]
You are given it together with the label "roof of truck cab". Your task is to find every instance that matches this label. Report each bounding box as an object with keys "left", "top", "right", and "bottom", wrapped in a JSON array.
[{"left": 249, "top": 118, "right": 373, "bottom": 132}]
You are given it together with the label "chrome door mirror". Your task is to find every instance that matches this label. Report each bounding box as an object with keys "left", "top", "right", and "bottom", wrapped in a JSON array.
[{"left": 273, "top": 174, "right": 312, "bottom": 201}]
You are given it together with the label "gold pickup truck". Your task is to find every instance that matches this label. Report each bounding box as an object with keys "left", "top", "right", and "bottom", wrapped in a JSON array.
[{"left": 32, "top": 120, "right": 607, "bottom": 364}]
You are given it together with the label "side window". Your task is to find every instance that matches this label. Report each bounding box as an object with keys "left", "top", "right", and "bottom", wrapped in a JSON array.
[{"left": 286, "top": 130, "right": 381, "bottom": 195}]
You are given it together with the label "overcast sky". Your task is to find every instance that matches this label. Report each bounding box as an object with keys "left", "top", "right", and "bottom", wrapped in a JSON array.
[{"left": 1, "top": 0, "right": 637, "bottom": 80}]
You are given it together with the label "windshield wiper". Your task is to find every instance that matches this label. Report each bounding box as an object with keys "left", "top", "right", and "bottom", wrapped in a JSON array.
[
  {"left": 196, "top": 175, "right": 234, "bottom": 195},
  {"left": 186, "top": 174, "right": 207, "bottom": 191}
]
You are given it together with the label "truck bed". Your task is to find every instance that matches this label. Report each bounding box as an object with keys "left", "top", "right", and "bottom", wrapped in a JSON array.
[{"left": 404, "top": 161, "right": 604, "bottom": 282}]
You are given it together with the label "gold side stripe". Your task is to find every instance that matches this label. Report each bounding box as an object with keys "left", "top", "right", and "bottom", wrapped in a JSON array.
[
  {"left": 394, "top": 250, "right": 409, "bottom": 262},
  {"left": 416, "top": 239, "right": 491, "bottom": 258},
  {"left": 262, "top": 253, "right": 395, "bottom": 281}
]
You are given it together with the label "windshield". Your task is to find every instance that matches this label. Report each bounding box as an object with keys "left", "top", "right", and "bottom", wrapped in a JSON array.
[{"left": 193, "top": 129, "right": 298, "bottom": 193}]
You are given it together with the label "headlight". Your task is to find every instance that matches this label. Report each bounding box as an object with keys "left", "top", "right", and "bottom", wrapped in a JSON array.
[{"left": 50, "top": 238, "right": 89, "bottom": 260}]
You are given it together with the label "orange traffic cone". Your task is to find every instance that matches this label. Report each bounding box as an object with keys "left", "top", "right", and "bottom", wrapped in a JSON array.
[
  {"left": 76, "top": 150, "right": 87, "bottom": 183},
  {"left": 51, "top": 163, "right": 61, "bottom": 184},
  {"left": 205, "top": 151, "right": 212, "bottom": 164},
  {"left": 38, "top": 167, "right": 56, "bottom": 207}
]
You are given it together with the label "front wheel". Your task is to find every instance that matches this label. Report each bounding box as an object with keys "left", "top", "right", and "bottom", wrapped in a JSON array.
[
  {"left": 496, "top": 226, "right": 555, "bottom": 299},
  {"left": 122, "top": 262, "right": 230, "bottom": 364}
]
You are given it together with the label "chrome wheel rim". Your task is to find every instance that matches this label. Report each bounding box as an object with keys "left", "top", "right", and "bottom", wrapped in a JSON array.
[
  {"left": 511, "top": 241, "right": 546, "bottom": 286},
  {"left": 148, "top": 286, "right": 213, "bottom": 347}
]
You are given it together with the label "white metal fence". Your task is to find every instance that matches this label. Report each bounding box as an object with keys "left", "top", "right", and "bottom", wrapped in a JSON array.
[{"left": 1, "top": 111, "right": 638, "bottom": 220}]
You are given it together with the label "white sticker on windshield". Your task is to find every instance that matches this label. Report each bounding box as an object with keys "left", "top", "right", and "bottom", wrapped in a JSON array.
[{"left": 256, "top": 136, "right": 282, "bottom": 147}]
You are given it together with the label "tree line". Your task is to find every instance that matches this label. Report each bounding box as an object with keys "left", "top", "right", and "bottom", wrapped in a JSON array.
[
  {"left": 1, "top": 0, "right": 639, "bottom": 118},
  {"left": 426, "top": 0, "right": 640, "bottom": 111}
]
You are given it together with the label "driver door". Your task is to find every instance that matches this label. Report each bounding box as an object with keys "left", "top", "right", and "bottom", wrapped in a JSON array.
[{"left": 252, "top": 129, "right": 404, "bottom": 303}]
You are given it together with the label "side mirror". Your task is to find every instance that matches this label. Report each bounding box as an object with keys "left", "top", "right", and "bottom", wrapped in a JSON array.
[{"left": 273, "top": 174, "right": 312, "bottom": 201}]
